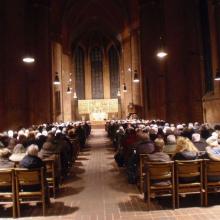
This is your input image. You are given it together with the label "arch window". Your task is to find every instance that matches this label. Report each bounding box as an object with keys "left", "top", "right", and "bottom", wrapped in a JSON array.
[
  {"left": 90, "top": 47, "right": 104, "bottom": 99},
  {"left": 75, "top": 46, "right": 85, "bottom": 99},
  {"left": 108, "top": 46, "right": 120, "bottom": 98}
]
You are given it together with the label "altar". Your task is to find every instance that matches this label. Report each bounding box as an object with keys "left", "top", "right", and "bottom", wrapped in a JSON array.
[
  {"left": 78, "top": 99, "right": 118, "bottom": 122},
  {"left": 90, "top": 111, "right": 108, "bottom": 121}
]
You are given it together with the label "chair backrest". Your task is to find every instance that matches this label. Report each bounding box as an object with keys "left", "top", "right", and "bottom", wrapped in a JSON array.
[
  {"left": 15, "top": 168, "right": 44, "bottom": 188},
  {"left": 43, "top": 159, "right": 55, "bottom": 177},
  {"left": 175, "top": 159, "right": 203, "bottom": 179},
  {"left": 205, "top": 160, "right": 220, "bottom": 177},
  {"left": 145, "top": 161, "right": 174, "bottom": 181},
  {"left": 139, "top": 154, "right": 149, "bottom": 176},
  {"left": 0, "top": 169, "right": 14, "bottom": 188}
]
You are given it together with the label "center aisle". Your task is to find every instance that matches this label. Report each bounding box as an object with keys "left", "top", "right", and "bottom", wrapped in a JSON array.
[{"left": 62, "top": 128, "right": 146, "bottom": 220}]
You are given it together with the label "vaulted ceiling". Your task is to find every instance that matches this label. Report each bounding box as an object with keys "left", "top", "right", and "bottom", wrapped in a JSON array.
[{"left": 50, "top": 0, "right": 139, "bottom": 53}]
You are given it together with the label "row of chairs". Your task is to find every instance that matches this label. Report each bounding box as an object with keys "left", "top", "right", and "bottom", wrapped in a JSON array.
[
  {"left": 0, "top": 167, "right": 46, "bottom": 218},
  {"left": 139, "top": 156, "right": 220, "bottom": 210}
]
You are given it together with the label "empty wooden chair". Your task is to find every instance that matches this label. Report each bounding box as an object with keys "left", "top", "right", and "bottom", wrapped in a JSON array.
[
  {"left": 0, "top": 169, "right": 16, "bottom": 218},
  {"left": 144, "top": 161, "right": 175, "bottom": 210},
  {"left": 204, "top": 159, "right": 220, "bottom": 206},
  {"left": 175, "top": 159, "right": 203, "bottom": 208},
  {"left": 15, "top": 167, "right": 47, "bottom": 217}
]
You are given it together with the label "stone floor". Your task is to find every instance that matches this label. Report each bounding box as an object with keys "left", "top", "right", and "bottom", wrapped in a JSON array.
[{"left": 2, "top": 128, "right": 220, "bottom": 219}]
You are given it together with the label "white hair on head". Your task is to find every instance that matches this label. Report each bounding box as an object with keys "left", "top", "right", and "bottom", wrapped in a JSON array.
[
  {"left": 8, "top": 130, "right": 14, "bottom": 138},
  {"left": 188, "top": 123, "right": 194, "bottom": 129},
  {"left": 26, "top": 144, "right": 39, "bottom": 156},
  {"left": 192, "top": 133, "right": 200, "bottom": 142},
  {"left": 18, "top": 130, "right": 25, "bottom": 136},
  {"left": 206, "top": 136, "right": 218, "bottom": 147},
  {"left": 42, "top": 130, "right": 48, "bottom": 136},
  {"left": 212, "top": 132, "right": 218, "bottom": 139},
  {"left": 167, "top": 135, "right": 176, "bottom": 144}
]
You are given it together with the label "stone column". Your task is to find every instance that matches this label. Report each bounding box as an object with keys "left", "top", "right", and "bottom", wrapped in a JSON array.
[
  {"left": 131, "top": 29, "right": 143, "bottom": 115},
  {"left": 213, "top": 0, "right": 220, "bottom": 68}
]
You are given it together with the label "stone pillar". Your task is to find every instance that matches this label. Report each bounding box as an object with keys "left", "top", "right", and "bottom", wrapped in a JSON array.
[
  {"left": 2, "top": 0, "right": 29, "bottom": 129},
  {"left": 121, "top": 34, "right": 133, "bottom": 117},
  {"left": 131, "top": 29, "right": 143, "bottom": 115},
  {"left": 62, "top": 53, "right": 72, "bottom": 121},
  {"left": 0, "top": 0, "right": 6, "bottom": 130},
  {"left": 52, "top": 42, "right": 63, "bottom": 122},
  {"left": 28, "top": 1, "right": 52, "bottom": 125},
  {"left": 213, "top": 0, "right": 220, "bottom": 65},
  {"left": 164, "top": 0, "right": 203, "bottom": 123},
  {"left": 139, "top": 0, "right": 163, "bottom": 120}
]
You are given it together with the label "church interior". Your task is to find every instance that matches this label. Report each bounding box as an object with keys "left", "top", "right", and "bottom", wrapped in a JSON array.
[
  {"left": 1, "top": 0, "right": 220, "bottom": 219},
  {"left": 0, "top": 0, "right": 219, "bottom": 129}
]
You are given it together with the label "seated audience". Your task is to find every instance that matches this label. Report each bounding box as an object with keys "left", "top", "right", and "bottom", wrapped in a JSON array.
[
  {"left": 0, "top": 148, "right": 14, "bottom": 168},
  {"left": 9, "top": 143, "right": 26, "bottom": 162}
]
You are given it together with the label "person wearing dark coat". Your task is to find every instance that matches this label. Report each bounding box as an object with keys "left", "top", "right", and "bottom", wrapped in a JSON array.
[
  {"left": 173, "top": 137, "right": 199, "bottom": 183},
  {"left": 20, "top": 144, "right": 44, "bottom": 169},
  {"left": 192, "top": 133, "right": 207, "bottom": 151},
  {"left": 19, "top": 144, "right": 50, "bottom": 203}
]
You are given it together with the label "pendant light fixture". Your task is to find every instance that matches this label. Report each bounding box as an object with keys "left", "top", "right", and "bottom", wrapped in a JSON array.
[
  {"left": 123, "top": 83, "right": 127, "bottom": 92},
  {"left": 22, "top": 55, "right": 35, "bottom": 63},
  {"left": 73, "top": 91, "right": 78, "bottom": 99},
  {"left": 53, "top": 72, "right": 60, "bottom": 85},
  {"left": 67, "top": 85, "right": 72, "bottom": 94},
  {"left": 22, "top": 1, "right": 35, "bottom": 64},
  {"left": 117, "top": 89, "right": 121, "bottom": 97},
  {"left": 215, "top": 69, "right": 220, "bottom": 81},
  {"left": 66, "top": 73, "right": 73, "bottom": 93},
  {"left": 133, "top": 70, "right": 140, "bottom": 83},
  {"left": 157, "top": 37, "right": 168, "bottom": 58}
]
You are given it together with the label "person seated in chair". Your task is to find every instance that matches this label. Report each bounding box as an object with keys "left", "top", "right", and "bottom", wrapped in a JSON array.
[
  {"left": 147, "top": 138, "right": 170, "bottom": 162},
  {"left": 20, "top": 144, "right": 44, "bottom": 169},
  {"left": 173, "top": 136, "right": 199, "bottom": 160},
  {"left": 0, "top": 148, "right": 14, "bottom": 168},
  {"left": 19, "top": 144, "right": 50, "bottom": 203}
]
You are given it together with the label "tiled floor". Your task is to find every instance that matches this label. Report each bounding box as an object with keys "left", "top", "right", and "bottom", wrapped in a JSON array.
[{"left": 2, "top": 128, "right": 220, "bottom": 219}]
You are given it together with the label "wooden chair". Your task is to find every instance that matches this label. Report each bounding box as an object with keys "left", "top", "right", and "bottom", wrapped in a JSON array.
[
  {"left": 44, "top": 158, "right": 59, "bottom": 199},
  {"left": 144, "top": 161, "right": 175, "bottom": 210},
  {"left": 15, "top": 167, "right": 47, "bottom": 217},
  {"left": 139, "top": 154, "right": 148, "bottom": 193},
  {"left": 0, "top": 169, "right": 16, "bottom": 218},
  {"left": 175, "top": 159, "right": 203, "bottom": 208},
  {"left": 204, "top": 159, "right": 220, "bottom": 206}
]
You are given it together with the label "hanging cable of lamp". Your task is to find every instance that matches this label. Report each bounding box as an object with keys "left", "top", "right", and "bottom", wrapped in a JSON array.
[
  {"left": 156, "top": 0, "right": 168, "bottom": 59},
  {"left": 53, "top": 72, "right": 61, "bottom": 85},
  {"left": 22, "top": 1, "right": 35, "bottom": 63},
  {"left": 67, "top": 73, "right": 72, "bottom": 94}
]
